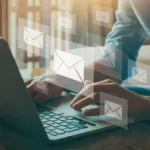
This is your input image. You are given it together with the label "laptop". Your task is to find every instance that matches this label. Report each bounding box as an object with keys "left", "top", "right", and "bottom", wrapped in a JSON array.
[{"left": 0, "top": 38, "right": 132, "bottom": 143}]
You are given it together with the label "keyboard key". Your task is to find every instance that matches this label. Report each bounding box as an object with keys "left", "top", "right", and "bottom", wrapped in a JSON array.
[
  {"left": 67, "top": 125, "right": 76, "bottom": 129},
  {"left": 52, "top": 123, "right": 60, "bottom": 127},
  {"left": 43, "top": 124, "right": 49, "bottom": 128},
  {"left": 59, "top": 117, "right": 66, "bottom": 121},
  {"left": 47, "top": 126, "right": 55, "bottom": 130},
  {"left": 49, "top": 118, "right": 57, "bottom": 121},
  {"left": 53, "top": 129, "right": 64, "bottom": 134},
  {"left": 49, "top": 131, "right": 57, "bottom": 136},
  {"left": 43, "top": 116, "right": 51, "bottom": 119},
  {"left": 71, "top": 119, "right": 80, "bottom": 123},
  {"left": 71, "top": 122, "right": 87, "bottom": 129},
  {"left": 64, "top": 127, "right": 79, "bottom": 132},
  {"left": 53, "top": 115, "right": 61, "bottom": 119},
  {"left": 65, "top": 120, "right": 72, "bottom": 123},
  {"left": 61, "top": 122, "right": 69, "bottom": 126},
  {"left": 58, "top": 126, "right": 67, "bottom": 130},
  {"left": 54, "top": 120, "right": 63, "bottom": 124},
  {"left": 41, "top": 119, "right": 48, "bottom": 122},
  {"left": 45, "top": 121, "right": 53, "bottom": 125},
  {"left": 66, "top": 116, "right": 74, "bottom": 120}
]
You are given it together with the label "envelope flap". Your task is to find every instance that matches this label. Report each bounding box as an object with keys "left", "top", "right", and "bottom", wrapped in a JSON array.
[
  {"left": 24, "top": 27, "right": 43, "bottom": 40},
  {"left": 55, "top": 50, "right": 83, "bottom": 68},
  {"left": 137, "top": 68, "right": 146, "bottom": 75},
  {"left": 105, "top": 100, "right": 122, "bottom": 112},
  {"left": 133, "top": 67, "right": 146, "bottom": 75}
]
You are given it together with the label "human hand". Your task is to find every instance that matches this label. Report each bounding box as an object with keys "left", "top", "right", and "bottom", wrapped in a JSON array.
[
  {"left": 70, "top": 79, "right": 150, "bottom": 117},
  {"left": 25, "top": 76, "right": 63, "bottom": 103}
]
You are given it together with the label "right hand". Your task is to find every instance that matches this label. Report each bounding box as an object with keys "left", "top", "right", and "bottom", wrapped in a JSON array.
[{"left": 25, "top": 77, "right": 63, "bottom": 103}]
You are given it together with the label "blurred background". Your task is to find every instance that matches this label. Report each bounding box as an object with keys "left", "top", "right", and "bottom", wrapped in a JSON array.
[{"left": 0, "top": 0, "right": 150, "bottom": 81}]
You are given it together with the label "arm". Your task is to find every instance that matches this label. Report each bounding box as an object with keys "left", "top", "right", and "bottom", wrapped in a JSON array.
[
  {"left": 85, "top": 0, "right": 148, "bottom": 83},
  {"left": 71, "top": 79, "right": 150, "bottom": 121}
]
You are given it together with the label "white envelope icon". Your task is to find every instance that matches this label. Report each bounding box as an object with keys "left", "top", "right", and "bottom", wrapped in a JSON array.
[
  {"left": 59, "top": 0, "right": 71, "bottom": 9},
  {"left": 101, "top": 49, "right": 115, "bottom": 68},
  {"left": 24, "top": 27, "right": 43, "bottom": 48},
  {"left": 96, "top": 10, "right": 110, "bottom": 23},
  {"left": 58, "top": 16, "right": 72, "bottom": 29},
  {"left": 132, "top": 67, "right": 147, "bottom": 83},
  {"left": 104, "top": 100, "right": 122, "bottom": 120},
  {"left": 54, "top": 50, "right": 84, "bottom": 82}
]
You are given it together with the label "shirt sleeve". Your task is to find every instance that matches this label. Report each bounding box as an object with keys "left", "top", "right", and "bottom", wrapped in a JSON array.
[{"left": 103, "top": 0, "right": 148, "bottom": 80}]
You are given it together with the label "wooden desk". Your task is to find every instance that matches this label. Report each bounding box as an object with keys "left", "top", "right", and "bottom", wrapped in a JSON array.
[{"left": 1, "top": 122, "right": 150, "bottom": 150}]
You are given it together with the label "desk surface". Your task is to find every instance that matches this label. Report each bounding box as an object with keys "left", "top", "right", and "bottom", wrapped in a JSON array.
[
  {"left": 1, "top": 93, "right": 150, "bottom": 150},
  {"left": 1, "top": 122, "right": 150, "bottom": 150}
]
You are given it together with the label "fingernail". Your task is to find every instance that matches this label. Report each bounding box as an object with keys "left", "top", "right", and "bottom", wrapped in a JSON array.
[{"left": 72, "top": 104, "right": 79, "bottom": 110}]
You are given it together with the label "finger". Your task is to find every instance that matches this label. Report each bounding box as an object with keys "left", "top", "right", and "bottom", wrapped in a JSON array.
[
  {"left": 71, "top": 81, "right": 114, "bottom": 107},
  {"left": 27, "top": 80, "right": 37, "bottom": 95},
  {"left": 70, "top": 83, "right": 95, "bottom": 107},
  {"left": 83, "top": 107, "right": 100, "bottom": 116},
  {"left": 33, "top": 92, "right": 49, "bottom": 103},
  {"left": 25, "top": 79, "right": 33, "bottom": 86},
  {"left": 72, "top": 93, "right": 99, "bottom": 110}
]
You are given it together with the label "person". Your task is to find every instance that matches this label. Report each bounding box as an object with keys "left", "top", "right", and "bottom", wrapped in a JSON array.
[{"left": 26, "top": 0, "right": 150, "bottom": 120}]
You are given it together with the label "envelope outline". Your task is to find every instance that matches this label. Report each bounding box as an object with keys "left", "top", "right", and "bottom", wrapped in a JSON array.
[
  {"left": 54, "top": 50, "right": 84, "bottom": 83},
  {"left": 24, "top": 27, "right": 43, "bottom": 48},
  {"left": 132, "top": 67, "right": 147, "bottom": 83},
  {"left": 59, "top": 0, "right": 71, "bottom": 9},
  {"left": 96, "top": 10, "right": 110, "bottom": 23},
  {"left": 101, "top": 50, "right": 115, "bottom": 68},
  {"left": 104, "top": 100, "right": 122, "bottom": 120}
]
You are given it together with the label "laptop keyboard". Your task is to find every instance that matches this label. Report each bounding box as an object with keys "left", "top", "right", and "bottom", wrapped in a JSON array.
[{"left": 39, "top": 109, "right": 96, "bottom": 137}]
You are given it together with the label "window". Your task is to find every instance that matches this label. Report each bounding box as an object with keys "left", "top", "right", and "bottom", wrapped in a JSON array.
[
  {"left": 5, "top": 0, "right": 150, "bottom": 82},
  {"left": 8, "top": 0, "right": 82, "bottom": 80}
]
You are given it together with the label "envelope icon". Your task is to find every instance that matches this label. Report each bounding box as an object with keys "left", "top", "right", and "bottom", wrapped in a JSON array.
[
  {"left": 96, "top": 10, "right": 110, "bottom": 23},
  {"left": 58, "top": 16, "right": 72, "bottom": 29},
  {"left": 101, "top": 49, "right": 115, "bottom": 68},
  {"left": 104, "top": 100, "right": 122, "bottom": 120},
  {"left": 59, "top": 0, "right": 71, "bottom": 9},
  {"left": 54, "top": 50, "right": 84, "bottom": 82},
  {"left": 132, "top": 67, "right": 147, "bottom": 83},
  {"left": 24, "top": 27, "right": 43, "bottom": 48}
]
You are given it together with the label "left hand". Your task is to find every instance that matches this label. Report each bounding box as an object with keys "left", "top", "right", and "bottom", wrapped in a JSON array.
[{"left": 70, "top": 79, "right": 150, "bottom": 117}]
